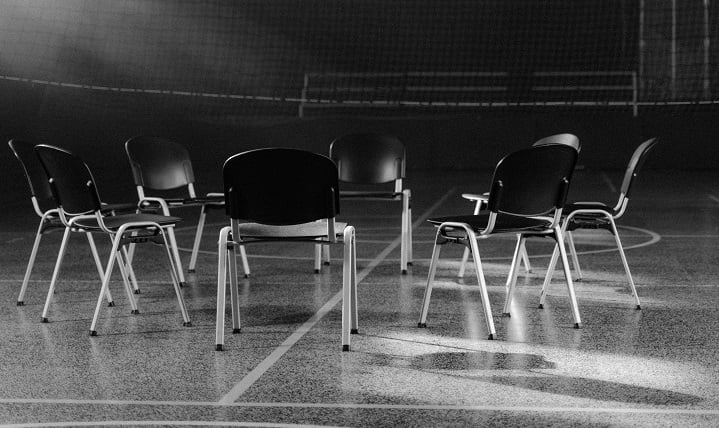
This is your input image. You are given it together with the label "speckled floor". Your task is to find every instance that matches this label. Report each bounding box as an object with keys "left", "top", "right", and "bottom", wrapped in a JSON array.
[{"left": 1, "top": 166, "right": 718, "bottom": 427}]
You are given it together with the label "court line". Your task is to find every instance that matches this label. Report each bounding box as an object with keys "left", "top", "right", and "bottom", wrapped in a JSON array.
[
  {"left": 0, "top": 399, "right": 717, "bottom": 417},
  {"left": 0, "top": 422, "right": 343, "bottom": 428},
  {"left": 218, "top": 189, "right": 456, "bottom": 404}
]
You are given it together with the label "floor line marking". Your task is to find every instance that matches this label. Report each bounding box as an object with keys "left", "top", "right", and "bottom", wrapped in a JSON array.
[
  {"left": 218, "top": 189, "right": 456, "bottom": 404},
  {"left": 0, "top": 399, "right": 717, "bottom": 417}
]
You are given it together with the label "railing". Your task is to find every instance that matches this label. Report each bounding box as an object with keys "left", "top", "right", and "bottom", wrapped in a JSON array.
[{"left": 299, "top": 70, "right": 638, "bottom": 117}]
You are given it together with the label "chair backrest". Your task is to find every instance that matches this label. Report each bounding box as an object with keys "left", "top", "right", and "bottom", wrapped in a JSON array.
[
  {"left": 619, "top": 137, "right": 659, "bottom": 200},
  {"left": 34, "top": 145, "right": 102, "bottom": 216},
  {"left": 329, "top": 133, "right": 406, "bottom": 184},
  {"left": 532, "top": 133, "right": 581, "bottom": 153},
  {"left": 223, "top": 148, "right": 340, "bottom": 226},
  {"left": 8, "top": 139, "right": 56, "bottom": 214},
  {"left": 486, "top": 143, "right": 578, "bottom": 217},
  {"left": 125, "top": 136, "right": 196, "bottom": 191}
]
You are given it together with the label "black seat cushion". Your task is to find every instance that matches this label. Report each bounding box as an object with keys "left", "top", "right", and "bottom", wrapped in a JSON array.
[
  {"left": 73, "top": 213, "right": 182, "bottom": 231},
  {"left": 428, "top": 213, "right": 553, "bottom": 234}
]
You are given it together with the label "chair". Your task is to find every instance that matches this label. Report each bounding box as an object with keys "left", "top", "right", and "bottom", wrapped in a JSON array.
[
  {"left": 8, "top": 139, "right": 136, "bottom": 305},
  {"left": 216, "top": 148, "right": 357, "bottom": 351},
  {"left": 125, "top": 136, "right": 250, "bottom": 283},
  {"left": 418, "top": 143, "right": 581, "bottom": 339},
  {"left": 457, "top": 133, "right": 582, "bottom": 278},
  {"left": 34, "top": 144, "right": 191, "bottom": 335},
  {"left": 539, "top": 137, "right": 659, "bottom": 310},
  {"left": 320, "top": 133, "right": 411, "bottom": 274}
]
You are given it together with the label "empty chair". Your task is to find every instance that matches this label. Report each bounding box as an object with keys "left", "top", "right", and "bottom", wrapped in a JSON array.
[
  {"left": 216, "top": 148, "right": 357, "bottom": 351},
  {"left": 8, "top": 139, "right": 136, "bottom": 305},
  {"left": 125, "top": 136, "right": 249, "bottom": 282},
  {"left": 457, "top": 133, "right": 582, "bottom": 278},
  {"left": 322, "top": 133, "right": 411, "bottom": 273},
  {"left": 419, "top": 143, "right": 581, "bottom": 339},
  {"left": 540, "top": 137, "right": 659, "bottom": 310},
  {"left": 34, "top": 144, "right": 190, "bottom": 335}
]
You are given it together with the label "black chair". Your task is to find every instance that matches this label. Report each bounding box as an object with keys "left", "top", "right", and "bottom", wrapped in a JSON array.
[
  {"left": 8, "top": 139, "right": 136, "bottom": 305},
  {"left": 320, "top": 133, "right": 412, "bottom": 274},
  {"left": 125, "top": 136, "right": 250, "bottom": 282},
  {"left": 418, "top": 143, "right": 581, "bottom": 339},
  {"left": 457, "top": 133, "right": 582, "bottom": 278},
  {"left": 35, "top": 144, "right": 191, "bottom": 335},
  {"left": 540, "top": 137, "right": 659, "bottom": 310},
  {"left": 216, "top": 148, "right": 357, "bottom": 351}
]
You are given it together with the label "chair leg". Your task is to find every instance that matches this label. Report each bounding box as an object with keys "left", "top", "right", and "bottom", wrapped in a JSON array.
[
  {"left": 555, "top": 227, "right": 582, "bottom": 328},
  {"left": 401, "top": 189, "right": 411, "bottom": 274},
  {"left": 519, "top": 238, "right": 532, "bottom": 273},
  {"left": 90, "top": 233, "right": 124, "bottom": 335},
  {"left": 323, "top": 244, "right": 331, "bottom": 265},
  {"left": 458, "top": 247, "right": 470, "bottom": 278},
  {"left": 314, "top": 243, "right": 322, "bottom": 273},
  {"left": 125, "top": 239, "right": 140, "bottom": 293},
  {"left": 458, "top": 199, "right": 482, "bottom": 278},
  {"left": 407, "top": 200, "right": 413, "bottom": 265},
  {"left": 566, "top": 230, "right": 582, "bottom": 280},
  {"left": 115, "top": 248, "right": 139, "bottom": 314},
  {"left": 188, "top": 205, "right": 207, "bottom": 273},
  {"left": 350, "top": 229, "right": 358, "bottom": 334},
  {"left": 87, "top": 233, "right": 114, "bottom": 305},
  {"left": 216, "top": 226, "right": 231, "bottom": 351},
  {"left": 539, "top": 244, "right": 561, "bottom": 309},
  {"left": 165, "top": 226, "right": 187, "bottom": 286},
  {"left": 342, "top": 226, "right": 357, "bottom": 351},
  {"left": 121, "top": 244, "right": 140, "bottom": 294},
  {"left": 503, "top": 235, "right": 526, "bottom": 317},
  {"left": 41, "top": 227, "right": 71, "bottom": 322},
  {"left": 608, "top": 217, "right": 641, "bottom": 309},
  {"left": 159, "top": 229, "right": 191, "bottom": 326},
  {"left": 17, "top": 220, "right": 45, "bottom": 306},
  {"left": 239, "top": 245, "right": 250, "bottom": 278},
  {"left": 227, "top": 241, "right": 241, "bottom": 334},
  {"left": 466, "top": 229, "right": 496, "bottom": 340},
  {"left": 418, "top": 228, "right": 443, "bottom": 328}
]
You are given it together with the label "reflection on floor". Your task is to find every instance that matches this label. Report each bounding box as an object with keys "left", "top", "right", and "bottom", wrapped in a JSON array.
[{"left": 1, "top": 168, "right": 718, "bottom": 426}]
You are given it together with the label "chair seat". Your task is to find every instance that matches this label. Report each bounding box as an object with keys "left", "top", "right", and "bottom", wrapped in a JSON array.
[
  {"left": 237, "top": 221, "right": 349, "bottom": 240},
  {"left": 152, "top": 196, "right": 225, "bottom": 206},
  {"left": 340, "top": 190, "right": 402, "bottom": 199},
  {"left": 428, "top": 213, "right": 553, "bottom": 234},
  {"left": 73, "top": 213, "right": 182, "bottom": 231},
  {"left": 565, "top": 201, "right": 612, "bottom": 214}
]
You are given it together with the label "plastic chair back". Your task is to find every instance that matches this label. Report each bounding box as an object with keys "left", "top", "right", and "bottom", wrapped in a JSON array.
[
  {"left": 223, "top": 148, "right": 340, "bottom": 225},
  {"left": 532, "top": 133, "right": 581, "bottom": 153},
  {"left": 34, "top": 145, "right": 102, "bottom": 215},
  {"left": 125, "top": 136, "right": 196, "bottom": 190},
  {"left": 330, "top": 133, "right": 405, "bottom": 184},
  {"left": 8, "top": 139, "right": 56, "bottom": 214},
  {"left": 619, "top": 138, "right": 659, "bottom": 199},
  {"left": 487, "top": 144, "right": 578, "bottom": 217}
]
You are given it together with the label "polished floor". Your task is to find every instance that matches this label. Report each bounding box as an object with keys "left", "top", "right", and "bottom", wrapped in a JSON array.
[{"left": 1, "top": 166, "right": 718, "bottom": 427}]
